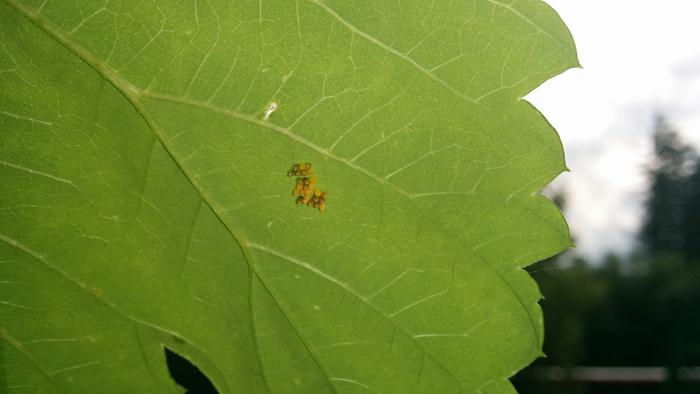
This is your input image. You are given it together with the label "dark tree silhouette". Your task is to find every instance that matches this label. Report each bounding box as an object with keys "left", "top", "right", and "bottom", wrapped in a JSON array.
[{"left": 641, "top": 115, "right": 698, "bottom": 259}]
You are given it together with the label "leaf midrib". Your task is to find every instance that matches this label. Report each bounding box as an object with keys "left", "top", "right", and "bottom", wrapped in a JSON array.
[
  {"left": 138, "top": 90, "right": 543, "bottom": 353},
  {"left": 4, "top": 2, "right": 291, "bottom": 393},
  {"left": 4, "top": 2, "right": 374, "bottom": 392},
  {"left": 5, "top": 1, "right": 544, "bottom": 391}
]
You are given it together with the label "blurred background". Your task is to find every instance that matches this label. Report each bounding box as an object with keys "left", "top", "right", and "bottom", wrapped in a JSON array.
[{"left": 514, "top": 1, "right": 700, "bottom": 393}]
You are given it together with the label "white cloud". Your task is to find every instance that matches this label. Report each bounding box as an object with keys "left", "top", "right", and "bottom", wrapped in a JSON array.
[{"left": 528, "top": 0, "right": 700, "bottom": 260}]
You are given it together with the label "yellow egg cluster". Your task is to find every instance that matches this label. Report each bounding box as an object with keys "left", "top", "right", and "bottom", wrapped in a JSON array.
[{"left": 287, "top": 163, "right": 327, "bottom": 212}]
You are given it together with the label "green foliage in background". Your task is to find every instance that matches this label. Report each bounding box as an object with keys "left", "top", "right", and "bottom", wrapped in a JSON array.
[
  {"left": 0, "top": 0, "right": 577, "bottom": 392},
  {"left": 516, "top": 118, "right": 700, "bottom": 394}
]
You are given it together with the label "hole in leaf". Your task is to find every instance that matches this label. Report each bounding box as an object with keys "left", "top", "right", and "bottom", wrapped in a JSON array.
[{"left": 165, "top": 347, "right": 218, "bottom": 394}]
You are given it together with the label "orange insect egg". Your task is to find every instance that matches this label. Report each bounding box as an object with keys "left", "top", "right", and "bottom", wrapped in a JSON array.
[{"left": 303, "top": 189, "right": 314, "bottom": 203}]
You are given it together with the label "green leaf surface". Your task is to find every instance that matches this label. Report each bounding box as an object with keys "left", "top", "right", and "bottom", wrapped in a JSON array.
[{"left": 0, "top": 0, "right": 577, "bottom": 392}]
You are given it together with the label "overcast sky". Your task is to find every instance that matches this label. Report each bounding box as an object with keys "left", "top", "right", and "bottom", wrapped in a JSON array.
[{"left": 528, "top": 1, "right": 700, "bottom": 260}]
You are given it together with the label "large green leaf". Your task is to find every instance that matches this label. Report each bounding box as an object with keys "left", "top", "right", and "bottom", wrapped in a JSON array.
[{"left": 0, "top": 0, "right": 577, "bottom": 392}]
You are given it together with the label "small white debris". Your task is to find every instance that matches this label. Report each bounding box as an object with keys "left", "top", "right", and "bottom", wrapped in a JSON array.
[
  {"left": 266, "top": 221, "right": 272, "bottom": 228},
  {"left": 263, "top": 101, "right": 278, "bottom": 120},
  {"left": 313, "top": 305, "right": 320, "bottom": 310}
]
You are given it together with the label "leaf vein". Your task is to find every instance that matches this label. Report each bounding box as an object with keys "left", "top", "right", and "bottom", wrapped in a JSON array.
[
  {"left": 0, "top": 229, "right": 231, "bottom": 393},
  {"left": 308, "top": 0, "right": 479, "bottom": 105},
  {"left": 248, "top": 242, "right": 463, "bottom": 385},
  {"left": 1, "top": 328, "right": 68, "bottom": 394}
]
